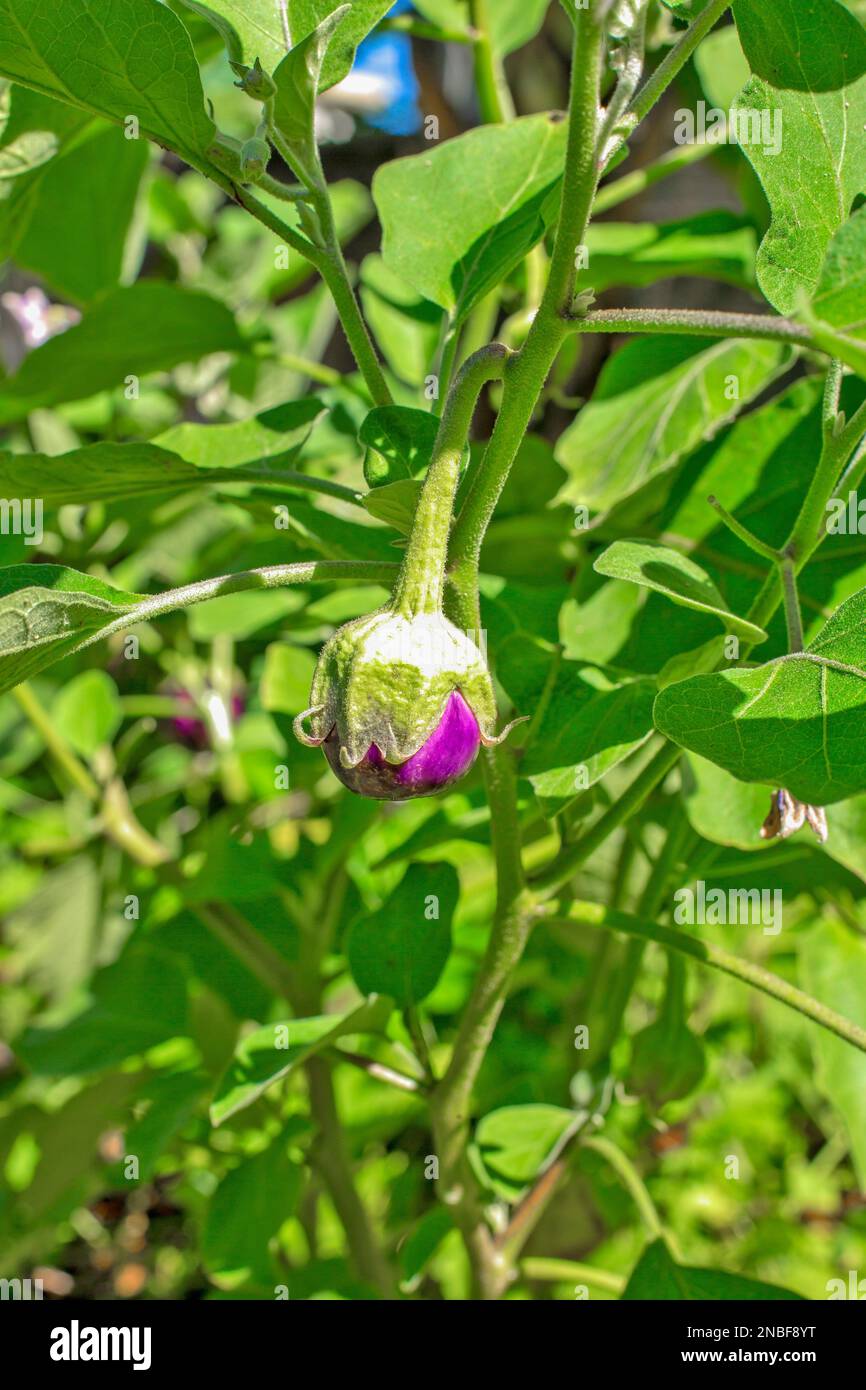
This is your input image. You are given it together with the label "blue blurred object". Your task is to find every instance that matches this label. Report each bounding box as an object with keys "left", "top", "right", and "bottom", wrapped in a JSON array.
[{"left": 351, "top": 0, "right": 422, "bottom": 135}]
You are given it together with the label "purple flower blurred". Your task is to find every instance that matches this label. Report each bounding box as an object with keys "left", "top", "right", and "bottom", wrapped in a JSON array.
[{"left": 170, "top": 687, "right": 245, "bottom": 748}]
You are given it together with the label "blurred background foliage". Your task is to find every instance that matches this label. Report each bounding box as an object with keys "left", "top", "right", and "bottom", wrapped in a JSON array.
[{"left": 0, "top": 0, "right": 865, "bottom": 1301}]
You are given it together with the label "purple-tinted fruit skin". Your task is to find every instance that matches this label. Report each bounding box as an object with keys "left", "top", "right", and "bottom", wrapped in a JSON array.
[{"left": 323, "top": 689, "right": 481, "bottom": 800}]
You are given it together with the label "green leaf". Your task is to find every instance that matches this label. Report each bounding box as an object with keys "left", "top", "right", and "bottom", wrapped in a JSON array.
[
  {"left": 1, "top": 121, "right": 149, "bottom": 304},
  {"left": 180, "top": 0, "right": 391, "bottom": 88},
  {"left": 0, "top": 87, "right": 149, "bottom": 304},
  {"left": 732, "top": 0, "right": 866, "bottom": 314},
  {"left": 554, "top": 337, "right": 786, "bottom": 514},
  {"left": 0, "top": 438, "right": 308, "bottom": 507},
  {"left": 594, "top": 540, "right": 768, "bottom": 645},
  {"left": 346, "top": 863, "right": 458, "bottom": 1008},
  {"left": 288, "top": 0, "right": 393, "bottom": 90},
  {"left": 413, "top": 0, "right": 550, "bottom": 56},
  {"left": 400, "top": 1207, "right": 454, "bottom": 1287},
  {"left": 210, "top": 996, "right": 393, "bottom": 1125},
  {"left": 203, "top": 1142, "right": 301, "bottom": 1288},
  {"left": 0, "top": 445, "right": 191, "bottom": 507},
  {"left": 803, "top": 205, "right": 866, "bottom": 378},
  {"left": 617, "top": 376, "right": 866, "bottom": 679},
  {"left": 374, "top": 112, "right": 568, "bottom": 325},
  {"left": 0, "top": 80, "right": 71, "bottom": 179},
  {"left": 154, "top": 398, "right": 324, "bottom": 467},
  {"left": 496, "top": 634, "right": 656, "bottom": 814},
  {"left": 622, "top": 1239, "right": 804, "bottom": 1300},
  {"left": 0, "top": 0, "right": 217, "bottom": 172},
  {"left": 584, "top": 213, "right": 757, "bottom": 294},
  {"left": 272, "top": 5, "right": 347, "bottom": 184},
  {"left": 186, "top": 589, "right": 306, "bottom": 642},
  {"left": 630, "top": 957, "right": 705, "bottom": 1105},
  {"left": 0, "top": 1073, "right": 143, "bottom": 1237},
  {"left": 0, "top": 399, "right": 323, "bottom": 510},
  {"left": 4, "top": 858, "right": 101, "bottom": 1003},
  {"left": 52, "top": 670, "right": 121, "bottom": 758},
  {"left": 360, "top": 405, "right": 440, "bottom": 488},
  {"left": 0, "top": 564, "right": 141, "bottom": 696},
  {"left": 694, "top": 23, "right": 751, "bottom": 111},
  {"left": 177, "top": 0, "right": 290, "bottom": 69},
  {"left": 485, "top": 0, "right": 551, "bottom": 56},
  {"left": 16, "top": 944, "right": 188, "bottom": 1075},
  {"left": 683, "top": 754, "right": 779, "bottom": 851},
  {"left": 654, "top": 586, "right": 866, "bottom": 805},
  {"left": 660, "top": 0, "right": 712, "bottom": 16},
  {"left": 261, "top": 642, "right": 317, "bottom": 714},
  {"left": 801, "top": 919, "right": 866, "bottom": 1186},
  {"left": 359, "top": 255, "right": 443, "bottom": 390},
  {"left": 474, "top": 1104, "right": 576, "bottom": 1200},
  {"left": 361, "top": 478, "right": 422, "bottom": 535},
  {"left": 0, "top": 283, "right": 245, "bottom": 423},
  {"left": 123, "top": 1071, "right": 209, "bottom": 1181}
]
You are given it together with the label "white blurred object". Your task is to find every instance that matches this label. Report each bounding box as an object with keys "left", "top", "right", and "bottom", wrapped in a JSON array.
[
  {"left": 1, "top": 286, "right": 80, "bottom": 348},
  {"left": 321, "top": 67, "right": 401, "bottom": 117},
  {"left": 315, "top": 58, "right": 404, "bottom": 144}
]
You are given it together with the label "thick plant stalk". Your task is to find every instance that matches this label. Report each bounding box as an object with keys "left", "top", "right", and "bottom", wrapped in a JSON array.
[
  {"left": 565, "top": 307, "right": 814, "bottom": 350},
  {"left": 426, "top": 5, "right": 610, "bottom": 1299},
  {"left": 629, "top": 0, "right": 733, "bottom": 130},
  {"left": 448, "top": 10, "right": 607, "bottom": 581},
  {"left": 306, "top": 1058, "right": 394, "bottom": 1296},
  {"left": 73, "top": 562, "right": 400, "bottom": 657},
  {"left": 392, "top": 344, "right": 511, "bottom": 615},
  {"left": 235, "top": 185, "right": 392, "bottom": 407}
]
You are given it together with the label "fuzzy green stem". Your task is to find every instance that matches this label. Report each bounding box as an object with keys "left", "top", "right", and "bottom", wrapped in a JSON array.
[
  {"left": 392, "top": 344, "right": 511, "bottom": 616},
  {"left": 449, "top": 9, "right": 606, "bottom": 579},
  {"left": 780, "top": 558, "right": 805, "bottom": 653},
  {"left": 432, "top": 568, "right": 535, "bottom": 1297},
  {"left": 629, "top": 0, "right": 733, "bottom": 130},
  {"left": 306, "top": 1057, "right": 395, "bottom": 1295},
  {"left": 564, "top": 307, "right": 814, "bottom": 349},
  {"left": 707, "top": 495, "right": 781, "bottom": 563},
  {"left": 787, "top": 390, "right": 866, "bottom": 565},
  {"left": 234, "top": 183, "right": 325, "bottom": 266},
  {"left": 553, "top": 901, "right": 866, "bottom": 1056},
  {"left": 254, "top": 172, "right": 309, "bottom": 203},
  {"left": 334, "top": 1049, "right": 425, "bottom": 1094},
  {"left": 317, "top": 223, "right": 392, "bottom": 408},
  {"left": 235, "top": 185, "right": 391, "bottom": 407},
  {"left": 66, "top": 561, "right": 399, "bottom": 664},
  {"left": 425, "top": 14, "right": 607, "bottom": 1298}
]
